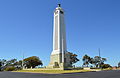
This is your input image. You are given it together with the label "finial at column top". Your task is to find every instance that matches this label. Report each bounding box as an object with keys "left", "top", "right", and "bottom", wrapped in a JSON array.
[{"left": 58, "top": 4, "right": 61, "bottom": 7}]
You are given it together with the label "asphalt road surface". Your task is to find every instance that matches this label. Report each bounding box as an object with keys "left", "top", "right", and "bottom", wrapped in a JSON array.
[{"left": 0, "top": 70, "right": 120, "bottom": 78}]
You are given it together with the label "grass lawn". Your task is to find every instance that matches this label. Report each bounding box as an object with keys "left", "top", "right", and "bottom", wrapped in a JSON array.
[{"left": 13, "top": 69, "right": 98, "bottom": 74}]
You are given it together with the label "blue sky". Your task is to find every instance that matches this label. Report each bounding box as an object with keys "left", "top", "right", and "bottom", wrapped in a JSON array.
[{"left": 0, "top": 0, "right": 120, "bottom": 66}]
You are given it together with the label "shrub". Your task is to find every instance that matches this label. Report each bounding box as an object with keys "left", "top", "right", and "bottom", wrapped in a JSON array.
[
  {"left": 101, "top": 64, "right": 112, "bottom": 69},
  {"left": 5, "top": 66, "right": 16, "bottom": 71},
  {"left": 73, "top": 67, "right": 83, "bottom": 70}
]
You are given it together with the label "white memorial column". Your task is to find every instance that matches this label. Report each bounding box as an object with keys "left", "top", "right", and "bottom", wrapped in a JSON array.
[
  {"left": 52, "top": 4, "right": 67, "bottom": 56},
  {"left": 48, "top": 4, "right": 71, "bottom": 69}
]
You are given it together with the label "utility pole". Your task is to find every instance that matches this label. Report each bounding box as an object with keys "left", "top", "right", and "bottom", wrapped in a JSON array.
[
  {"left": 98, "top": 48, "right": 102, "bottom": 70},
  {"left": 99, "top": 48, "right": 101, "bottom": 57},
  {"left": 22, "top": 53, "right": 24, "bottom": 70}
]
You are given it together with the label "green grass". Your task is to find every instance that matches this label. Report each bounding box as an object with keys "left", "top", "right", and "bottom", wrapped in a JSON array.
[{"left": 13, "top": 69, "right": 96, "bottom": 74}]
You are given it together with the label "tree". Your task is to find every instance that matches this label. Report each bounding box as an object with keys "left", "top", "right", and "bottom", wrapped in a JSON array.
[
  {"left": 92, "top": 56, "right": 107, "bottom": 68},
  {"left": 6, "top": 59, "right": 17, "bottom": 66},
  {"left": 94, "top": 56, "right": 101, "bottom": 68},
  {"left": 0, "top": 59, "right": 7, "bottom": 67},
  {"left": 89, "top": 58, "right": 96, "bottom": 67},
  {"left": 101, "top": 58, "right": 107, "bottom": 64},
  {"left": 118, "top": 62, "right": 120, "bottom": 67},
  {"left": 68, "top": 52, "right": 79, "bottom": 65},
  {"left": 24, "top": 56, "right": 43, "bottom": 68},
  {"left": 82, "top": 54, "right": 91, "bottom": 67},
  {"left": 13, "top": 60, "right": 22, "bottom": 68},
  {"left": 0, "top": 61, "right": 2, "bottom": 67}
]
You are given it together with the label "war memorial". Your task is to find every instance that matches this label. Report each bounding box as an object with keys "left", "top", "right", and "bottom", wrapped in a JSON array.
[{"left": 47, "top": 4, "right": 72, "bottom": 70}]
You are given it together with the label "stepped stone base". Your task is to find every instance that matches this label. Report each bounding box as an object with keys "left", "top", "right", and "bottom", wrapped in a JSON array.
[{"left": 47, "top": 52, "right": 72, "bottom": 70}]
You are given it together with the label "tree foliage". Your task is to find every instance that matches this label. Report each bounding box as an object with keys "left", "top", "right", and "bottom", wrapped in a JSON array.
[
  {"left": 6, "top": 59, "right": 17, "bottom": 66},
  {"left": 0, "top": 56, "right": 43, "bottom": 71},
  {"left": 118, "top": 62, "right": 120, "bottom": 67},
  {"left": 24, "top": 56, "right": 43, "bottom": 68},
  {"left": 82, "top": 54, "right": 91, "bottom": 67},
  {"left": 0, "top": 59, "right": 7, "bottom": 67},
  {"left": 82, "top": 55, "right": 107, "bottom": 68},
  {"left": 68, "top": 52, "right": 79, "bottom": 65},
  {"left": 0, "top": 61, "right": 2, "bottom": 67},
  {"left": 90, "top": 56, "right": 107, "bottom": 68}
]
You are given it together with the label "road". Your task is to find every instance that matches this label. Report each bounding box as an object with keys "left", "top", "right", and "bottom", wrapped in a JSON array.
[{"left": 0, "top": 70, "right": 120, "bottom": 78}]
